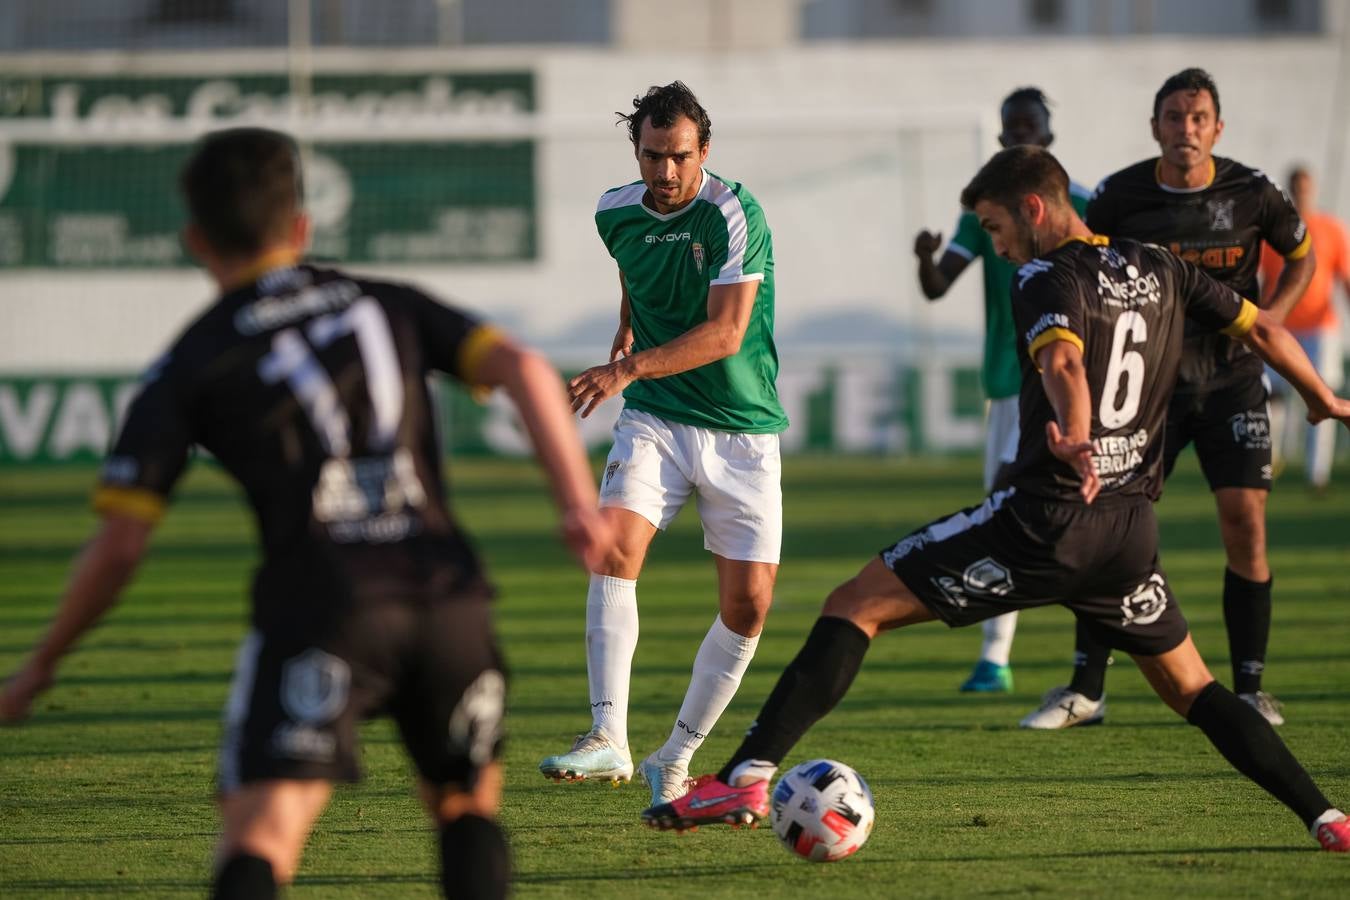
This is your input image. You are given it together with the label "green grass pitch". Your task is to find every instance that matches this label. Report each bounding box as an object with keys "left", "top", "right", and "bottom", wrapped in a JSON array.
[{"left": 2, "top": 455, "right": 1348, "bottom": 898}]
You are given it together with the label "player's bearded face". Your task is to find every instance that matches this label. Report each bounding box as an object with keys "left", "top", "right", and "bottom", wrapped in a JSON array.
[
  {"left": 1151, "top": 89, "right": 1223, "bottom": 173},
  {"left": 636, "top": 116, "right": 709, "bottom": 214},
  {"left": 974, "top": 200, "right": 1034, "bottom": 266}
]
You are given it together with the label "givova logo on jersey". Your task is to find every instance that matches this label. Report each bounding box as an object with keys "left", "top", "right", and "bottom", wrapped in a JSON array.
[
  {"left": 1120, "top": 573, "right": 1168, "bottom": 627},
  {"left": 1229, "top": 410, "right": 1271, "bottom": 449}
]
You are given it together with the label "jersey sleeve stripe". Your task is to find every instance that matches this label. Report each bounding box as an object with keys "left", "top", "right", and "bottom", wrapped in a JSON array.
[
  {"left": 709, "top": 272, "right": 765, "bottom": 287},
  {"left": 1221, "top": 298, "right": 1259, "bottom": 337},
  {"left": 944, "top": 242, "right": 976, "bottom": 261},
  {"left": 92, "top": 486, "right": 166, "bottom": 524},
  {"left": 596, "top": 182, "right": 647, "bottom": 214},
  {"left": 1027, "top": 327, "right": 1085, "bottom": 369},
  {"left": 707, "top": 176, "right": 753, "bottom": 280},
  {"left": 1285, "top": 231, "right": 1313, "bottom": 261},
  {"left": 458, "top": 325, "right": 506, "bottom": 386}
]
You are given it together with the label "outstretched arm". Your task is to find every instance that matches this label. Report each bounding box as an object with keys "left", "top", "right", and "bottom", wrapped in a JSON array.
[
  {"left": 1035, "top": 340, "right": 1101, "bottom": 504},
  {"left": 1, "top": 515, "right": 153, "bottom": 723},
  {"left": 1239, "top": 308, "right": 1350, "bottom": 429},
  {"left": 475, "top": 338, "right": 613, "bottom": 570},
  {"left": 568, "top": 279, "right": 759, "bottom": 418}
]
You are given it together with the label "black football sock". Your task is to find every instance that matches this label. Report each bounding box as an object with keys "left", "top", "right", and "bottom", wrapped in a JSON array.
[
  {"left": 1187, "top": 681, "right": 1330, "bottom": 827},
  {"left": 1067, "top": 619, "right": 1111, "bottom": 702},
  {"left": 439, "top": 814, "right": 509, "bottom": 900},
  {"left": 211, "top": 853, "right": 276, "bottom": 900},
  {"left": 717, "top": 616, "right": 870, "bottom": 784},
  {"left": 1224, "top": 567, "right": 1273, "bottom": 694}
]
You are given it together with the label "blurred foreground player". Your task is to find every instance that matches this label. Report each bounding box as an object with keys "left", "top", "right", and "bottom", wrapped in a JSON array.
[
  {"left": 1028, "top": 68, "right": 1317, "bottom": 729},
  {"left": 0, "top": 128, "right": 613, "bottom": 899},
  {"left": 914, "top": 85, "right": 1092, "bottom": 694},
  {"left": 642, "top": 146, "right": 1350, "bottom": 853}
]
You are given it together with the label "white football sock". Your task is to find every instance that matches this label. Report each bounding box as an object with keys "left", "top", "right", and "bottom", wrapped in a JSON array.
[
  {"left": 586, "top": 573, "right": 638, "bottom": 748},
  {"left": 979, "top": 611, "right": 1018, "bottom": 667},
  {"left": 1311, "top": 808, "right": 1346, "bottom": 837},
  {"left": 657, "top": 615, "right": 759, "bottom": 764},
  {"left": 728, "top": 758, "right": 777, "bottom": 786}
]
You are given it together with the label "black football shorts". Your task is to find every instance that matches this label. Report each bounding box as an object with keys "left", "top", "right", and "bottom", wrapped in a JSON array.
[
  {"left": 1164, "top": 372, "right": 1272, "bottom": 491},
  {"left": 881, "top": 489, "right": 1189, "bottom": 657},
  {"left": 218, "top": 594, "right": 505, "bottom": 793}
]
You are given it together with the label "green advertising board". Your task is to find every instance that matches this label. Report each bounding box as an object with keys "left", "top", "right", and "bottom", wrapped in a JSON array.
[
  {"left": 0, "top": 367, "right": 985, "bottom": 466},
  {"left": 0, "top": 72, "right": 536, "bottom": 266}
]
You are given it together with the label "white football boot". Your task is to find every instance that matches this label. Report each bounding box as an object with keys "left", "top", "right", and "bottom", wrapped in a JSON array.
[
  {"left": 1238, "top": 691, "right": 1285, "bottom": 726},
  {"left": 638, "top": 752, "right": 692, "bottom": 806},
  {"left": 1019, "top": 686, "right": 1106, "bottom": 729},
  {"left": 538, "top": 726, "right": 633, "bottom": 785}
]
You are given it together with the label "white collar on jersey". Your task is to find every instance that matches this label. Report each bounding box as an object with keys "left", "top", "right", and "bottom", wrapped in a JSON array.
[{"left": 641, "top": 168, "right": 709, "bottom": 221}]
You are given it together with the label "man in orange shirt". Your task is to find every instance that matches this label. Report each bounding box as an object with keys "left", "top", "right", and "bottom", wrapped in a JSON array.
[{"left": 1261, "top": 166, "right": 1350, "bottom": 490}]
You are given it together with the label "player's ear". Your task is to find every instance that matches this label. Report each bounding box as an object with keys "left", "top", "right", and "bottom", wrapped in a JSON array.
[
  {"left": 290, "top": 213, "right": 311, "bottom": 254},
  {"left": 1150, "top": 117, "right": 1161, "bottom": 144},
  {"left": 1213, "top": 117, "right": 1224, "bottom": 143},
  {"left": 699, "top": 141, "right": 710, "bottom": 164},
  {"left": 1022, "top": 193, "right": 1046, "bottom": 224}
]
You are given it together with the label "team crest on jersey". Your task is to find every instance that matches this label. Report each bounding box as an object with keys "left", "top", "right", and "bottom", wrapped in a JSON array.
[
  {"left": 1120, "top": 573, "right": 1168, "bottom": 627},
  {"left": 1208, "top": 198, "right": 1235, "bottom": 231},
  {"left": 604, "top": 461, "right": 621, "bottom": 485},
  {"left": 1229, "top": 410, "right": 1271, "bottom": 449},
  {"left": 692, "top": 242, "right": 705, "bottom": 273},
  {"left": 280, "top": 649, "right": 350, "bottom": 725}
]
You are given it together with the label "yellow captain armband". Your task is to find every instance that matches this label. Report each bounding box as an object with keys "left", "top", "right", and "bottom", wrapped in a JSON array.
[
  {"left": 1027, "top": 327, "right": 1084, "bottom": 372},
  {"left": 457, "top": 324, "right": 506, "bottom": 401},
  {"left": 1285, "top": 231, "right": 1313, "bottom": 261},
  {"left": 92, "top": 486, "right": 166, "bottom": 524},
  {"left": 1221, "top": 298, "right": 1259, "bottom": 337}
]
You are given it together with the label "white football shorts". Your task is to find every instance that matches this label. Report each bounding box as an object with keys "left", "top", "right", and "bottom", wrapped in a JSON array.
[
  {"left": 983, "top": 396, "right": 1021, "bottom": 491},
  {"left": 599, "top": 408, "right": 782, "bottom": 564}
]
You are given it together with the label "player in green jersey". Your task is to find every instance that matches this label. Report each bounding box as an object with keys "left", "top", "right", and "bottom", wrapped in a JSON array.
[
  {"left": 913, "top": 87, "right": 1093, "bottom": 695},
  {"left": 538, "top": 82, "right": 788, "bottom": 807}
]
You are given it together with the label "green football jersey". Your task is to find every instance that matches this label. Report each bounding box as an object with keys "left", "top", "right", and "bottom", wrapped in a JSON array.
[
  {"left": 595, "top": 169, "right": 787, "bottom": 434},
  {"left": 948, "top": 180, "right": 1092, "bottom": 400}
]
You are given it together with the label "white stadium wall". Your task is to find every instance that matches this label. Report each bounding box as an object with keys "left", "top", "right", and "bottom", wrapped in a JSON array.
[{"left": 1, "top": 38, "right": 1346, "bottom": 458}]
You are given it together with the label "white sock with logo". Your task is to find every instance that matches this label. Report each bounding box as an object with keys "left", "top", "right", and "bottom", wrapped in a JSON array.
[
  {"left": 586, "top": 573, "right": 638, "bottom": 748},
  {"left": 657, "top": 615, "right": 760, "bottom": 764},
  {"left": 979, "top": 611, "right": 1018, "bottom": 666}
]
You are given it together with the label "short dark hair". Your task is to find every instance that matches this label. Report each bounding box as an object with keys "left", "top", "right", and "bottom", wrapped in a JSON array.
[
  {"left": 180, "top": 127, "right": 302, "bottom": 256},
  {"left": 1153, "top": 67, "right": 1221, "bottom": 120},
  {"left": 960, "top": 145, "right": 1071, "bottom": 213},
  {"left": 1287, "top": 164, "right": 1311, "bottom": 186},
  {"left": 618, "top": 81, "right": 712, "bottom": 147},
  {"left": 1001, "top": 86, "right": 1050, "bottom": 119}
]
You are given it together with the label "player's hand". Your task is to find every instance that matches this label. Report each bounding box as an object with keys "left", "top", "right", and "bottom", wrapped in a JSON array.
[
  {"left": 609, "top": 323, "right": 634, "bottom": 363},
  {"left": 1305, "top": 394, "right": 1350, "bottom": 431},
  {"left": 913, "top": 230, "right": 943, "bottom": 258},
  {"left": 1046, "top": 420, "right": 1100, "bottom": 504},
  {"left": 568, "top": 360, "right": 635, "bottom": 419},
  {"left": 0, "top": 660, "right": 55, "bottom": 725},
  {"left": 561, "top": 506, "right": 616, "bottom": 572}
]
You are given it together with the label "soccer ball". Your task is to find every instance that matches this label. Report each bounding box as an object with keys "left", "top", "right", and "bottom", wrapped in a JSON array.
[{"left": 770, "top": 759, "right": 875, "bottom": 862}]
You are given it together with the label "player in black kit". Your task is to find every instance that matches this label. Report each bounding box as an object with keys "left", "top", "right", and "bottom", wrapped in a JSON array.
[
  {"left": 1023, "top": 68, "right": 1317, "bottom": 730},
  {"left": 0, "top": 129, "right": 613, "bottom": 899},
  {"left": 640, "top": 146, "right": 1350, "bottom": 853}
]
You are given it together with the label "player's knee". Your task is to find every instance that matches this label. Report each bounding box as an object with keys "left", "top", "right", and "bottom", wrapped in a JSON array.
[
  {"left": 821, "top": 579, "right": 876, "bottom": 631},
  {"left": 424, "top": 766, "right": 502, "bottom": 824}
]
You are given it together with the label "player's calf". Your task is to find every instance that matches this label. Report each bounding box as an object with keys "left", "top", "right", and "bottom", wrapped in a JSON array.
[{"left": 211, "top": 853, "right": 276, "bottom": 900}]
